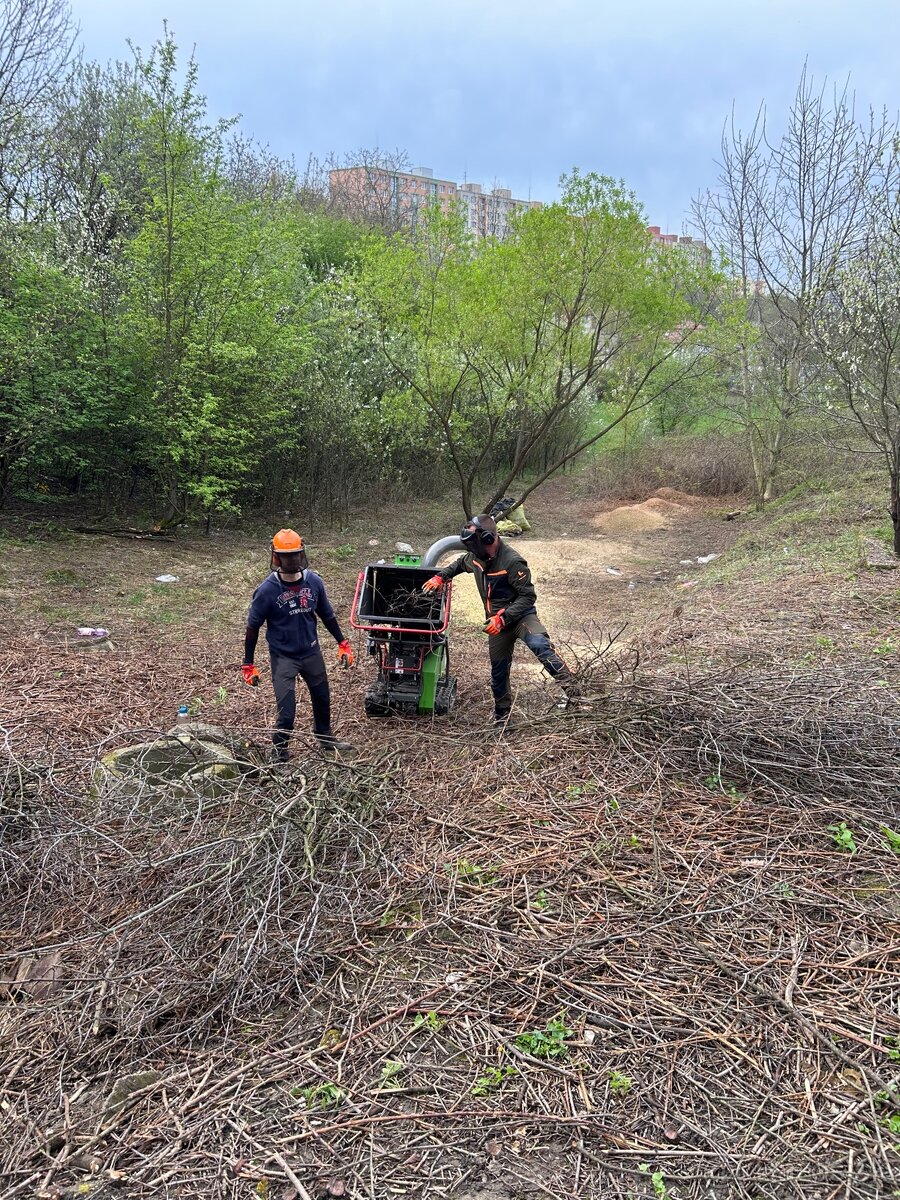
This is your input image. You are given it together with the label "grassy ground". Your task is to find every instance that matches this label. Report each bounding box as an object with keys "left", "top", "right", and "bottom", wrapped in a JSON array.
[{"left": 1, "top": 469, "right": 898, "bottom": 1199}]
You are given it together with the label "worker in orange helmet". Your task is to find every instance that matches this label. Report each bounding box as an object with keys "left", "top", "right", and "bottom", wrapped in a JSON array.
[{"left": 242, "top": 529, "right": 354, "bottom": 760}]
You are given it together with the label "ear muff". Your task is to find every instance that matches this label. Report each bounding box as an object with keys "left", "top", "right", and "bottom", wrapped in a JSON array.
[{"left": 460, "top": 521, "right": 496, "bottom": 548}]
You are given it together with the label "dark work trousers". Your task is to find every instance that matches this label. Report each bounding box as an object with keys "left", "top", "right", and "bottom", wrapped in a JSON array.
[
  {"left": 270, "top": 649, "right": 331, "bottom": 749},
  {"left": 488, "top": 612, "right": 571, "bottom": 715}
]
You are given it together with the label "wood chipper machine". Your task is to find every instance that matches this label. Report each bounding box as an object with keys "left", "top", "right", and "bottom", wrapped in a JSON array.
[{"left": 350, "top": 556, "right": 458, "bottom": 717}]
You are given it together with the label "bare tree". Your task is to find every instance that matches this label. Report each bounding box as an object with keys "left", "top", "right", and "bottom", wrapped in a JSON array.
[
  {"left": 324, "top": 145, "right": 412, "bottom": 233},
  {"left": 0, "top": 0, "right": 77, "bottom": 218},
  {"left": 293, "top": 152, "right": 330, "bottom": 211},
  {"left": 695, "top": 68, "right": 895, "bottom": 506},
  {"left": 224, "top": 134, "right": 297, "bottom": 203}
]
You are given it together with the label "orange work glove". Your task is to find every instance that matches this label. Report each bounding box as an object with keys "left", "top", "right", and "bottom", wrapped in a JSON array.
[
  {"left": 483, "top": 613, "right": 506, "bottom": 636},
  {"left": 242, "top": 664, "right": 260, "bottom": 687},
  {"left": 422, "top": 575, "right": 445, "bottom": 594},
  {"left": 337, "top": 638, "right": 354, "bottom": 668}
]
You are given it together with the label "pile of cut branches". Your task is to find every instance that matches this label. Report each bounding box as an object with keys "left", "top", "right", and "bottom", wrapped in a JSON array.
[{"left": 1, "top": 649, "right": 898, "bottom": 1199}]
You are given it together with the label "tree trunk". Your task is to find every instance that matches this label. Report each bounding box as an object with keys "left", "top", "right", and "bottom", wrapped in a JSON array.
[
  {"left": 740, "top": 378, "right": 767, "bottom": 510},
  {"left": 890, "top": 466, "right": 900, "bottom": 557}
]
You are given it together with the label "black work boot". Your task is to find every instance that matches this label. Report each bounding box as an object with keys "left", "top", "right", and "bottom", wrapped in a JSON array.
[
  {"left": 316, "top": 732, "right": 355, "bottom": 754},
  {"left": 494, "top": 707, "right": 512, "bottom": 730},
  {"left": 270, "top": 743, "right": 290, "bottom": 764}
]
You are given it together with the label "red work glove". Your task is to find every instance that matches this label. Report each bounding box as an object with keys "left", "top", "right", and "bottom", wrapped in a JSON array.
[
  {"left": 483, "top": 613, "right": 506, "bottom": 636},
  {"left": 337, "top": 638, "right": 354, "bottom": 668},
  {"left": 242, "top": 663, "right": 260, "bottom": 687},
  {"left": 422, "top": 575, "right": 445, "bottom": 594}
]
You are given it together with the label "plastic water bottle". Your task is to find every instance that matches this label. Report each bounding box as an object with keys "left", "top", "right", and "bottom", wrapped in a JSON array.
[{"left": 176, "top": 704, "right": 190, "bottom": 725}]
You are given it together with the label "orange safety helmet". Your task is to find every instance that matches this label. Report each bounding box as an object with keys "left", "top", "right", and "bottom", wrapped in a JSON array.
[{"left": 270, "top": 528, "right": 308, "bottom": 571}]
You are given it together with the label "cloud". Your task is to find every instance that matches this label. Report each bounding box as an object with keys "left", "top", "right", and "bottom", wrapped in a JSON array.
[{"left": 69, "top": 0, "right": 900, "bottom": 224}]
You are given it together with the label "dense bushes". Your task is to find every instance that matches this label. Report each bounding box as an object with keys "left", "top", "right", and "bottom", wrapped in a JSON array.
[
  {"left": 0, "top": 26, "right": 728, "bottom": 527},
  {"left": 585, "top": 434, "right": 752, "bottom": 501}
]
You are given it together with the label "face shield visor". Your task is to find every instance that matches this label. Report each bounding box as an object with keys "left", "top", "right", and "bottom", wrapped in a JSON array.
[{"left": 271, "top": 548, "right": 308, "bottom": 573}]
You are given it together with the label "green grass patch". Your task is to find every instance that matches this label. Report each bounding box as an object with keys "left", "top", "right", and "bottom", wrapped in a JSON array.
[
  {"left": 121, "top": 583, "right": 210, "bottom": 626},
  {"left": 0, "top": 532, "right": 41, "bottom": 549},
  {"left": 703, "top": 471, "right": 889, "bottom": 586},
  {"left": 36, "top": 603, "right": 80, "bottom": 623},
  {"left": 870, "top": 521, "right": 896, "bottom": 550},
  {"left": 44, "top": 568, "right": 87, "bottom": 587},
  {"left": 705, "top": 527, "right": 861, "bottom": 586}
]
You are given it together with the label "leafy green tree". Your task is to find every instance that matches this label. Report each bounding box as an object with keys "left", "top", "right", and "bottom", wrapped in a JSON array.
[
  {"left": 256, "top": 268, "right": 427, "bottom": 525},
  {"left": 497, "top": 171, "right": 725, "bottom": 511},
  {"left": 115, "top": 31, "right": 310, "bottom": 525},
  {"left": 0, "top": 231, "right": 104, "bottom": 503},
  {"left": 295, "top": 209, "right": 364, "bottom": 277},
  {"left": 643, "top": 355, "right": 726, "bottom": 436},
  {"left": 359, "top": 172, "right": 723, "bottom": 517}
]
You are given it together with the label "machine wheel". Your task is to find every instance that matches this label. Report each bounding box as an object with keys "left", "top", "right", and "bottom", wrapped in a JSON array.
[
  {"left": 434, "top": 677, "right": 458, "bottom": 715},
  {"left": 365, "top": 688, "right": 392, "bottom": 718}
]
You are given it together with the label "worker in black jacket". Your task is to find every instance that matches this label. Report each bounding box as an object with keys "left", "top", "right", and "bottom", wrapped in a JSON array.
[{"left": 423, "top": 514, "right": 577, "bottom": 723}]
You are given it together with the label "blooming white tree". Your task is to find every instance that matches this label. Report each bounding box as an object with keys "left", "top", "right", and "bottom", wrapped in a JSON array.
[{"left": 816, "top": 171, "right": 900, "bottom": 555}]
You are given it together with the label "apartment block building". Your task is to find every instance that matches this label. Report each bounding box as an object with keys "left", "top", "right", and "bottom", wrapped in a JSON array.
[
  {"left": 457, "top": 180, "right": 541, "bottom": 240},
  {"left": 647, "top": 225, "right": 710, "bottom": 266},
  {"left": 326, "top": 165, "right": 455, "bottom": 231},
  {"left": 328, "top": 166, "right": 701, "bottom": 254},
  {"left": 327, "top": 164, "right": 540, "bottom": 238}
]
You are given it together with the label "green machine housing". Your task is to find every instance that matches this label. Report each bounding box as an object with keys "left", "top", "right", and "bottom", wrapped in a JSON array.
[{"left": 350, "top": 557, "right": 457, "bottom": 717}]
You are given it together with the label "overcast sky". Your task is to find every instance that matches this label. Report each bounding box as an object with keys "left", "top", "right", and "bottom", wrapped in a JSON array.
[{"left": 69, "top": 0, "right": 900, "bottom": 231}]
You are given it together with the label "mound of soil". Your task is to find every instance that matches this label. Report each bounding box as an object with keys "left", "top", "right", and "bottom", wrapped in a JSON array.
[
  {"left": 642, "top": 497, "right": 686, "bottom": 515},
  {"left": 591, "top": 496, "right": 686, "bottom": 534},
  {"left": 654, "top": 486, "right": 702, "bottom": 505}
]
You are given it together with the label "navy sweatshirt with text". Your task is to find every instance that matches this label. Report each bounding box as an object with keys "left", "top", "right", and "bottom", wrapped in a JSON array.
[{"left": 246, "top": 571, "right": 344, "bottom": 660}]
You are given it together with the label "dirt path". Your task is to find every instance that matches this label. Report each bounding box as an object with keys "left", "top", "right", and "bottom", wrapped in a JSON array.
[
  {"left": 445, "top": 488, "right": 738, "bottom": 643},
  {"left": 0, "top": 483, "right": 741, "bottom": 758}
]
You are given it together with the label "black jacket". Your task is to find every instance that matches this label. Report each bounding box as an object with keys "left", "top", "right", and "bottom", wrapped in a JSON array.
[{"left": 438, "top": 542, "right": 537, "bottom": 624}]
